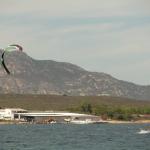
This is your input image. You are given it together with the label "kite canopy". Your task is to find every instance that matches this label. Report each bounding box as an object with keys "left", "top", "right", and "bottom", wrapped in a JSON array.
[
  {"left": 1, "top": 44, "right": 23, "bottom": 74},
  {"left": 4, "top": 44, "right": 23, "bottom": 52}
]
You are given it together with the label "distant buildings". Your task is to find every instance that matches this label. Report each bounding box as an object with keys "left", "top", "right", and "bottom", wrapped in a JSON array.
[{"left": 0, "top": 108, "right": 95, "bottom": 123}]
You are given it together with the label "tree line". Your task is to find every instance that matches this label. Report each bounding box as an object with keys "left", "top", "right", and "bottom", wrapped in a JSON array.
[{"left": 69, "top": 102, "right": 150, "bottom": 121}]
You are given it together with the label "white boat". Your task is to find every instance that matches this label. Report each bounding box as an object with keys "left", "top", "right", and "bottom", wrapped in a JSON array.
[
  {"left": 138, "top": 129, "right": 150, "bottom": 134},
  {"left": 70, "top": 119, "right": 94, "bottom": 124},
  {"left": 69, "top": 119, "right": 108, "bottom": 124}
]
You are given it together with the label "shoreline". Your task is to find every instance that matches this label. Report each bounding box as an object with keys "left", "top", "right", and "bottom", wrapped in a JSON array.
[
  {"left": 0, "top": 120, "right": 150, "bottom": 125},
  {"left": 107, "top": 120, "right": 150, "bottom": 124}
]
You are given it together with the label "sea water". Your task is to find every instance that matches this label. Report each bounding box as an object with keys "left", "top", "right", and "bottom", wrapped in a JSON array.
[{"left": 0, "top": 124, "right": 150, "bottom": 150}]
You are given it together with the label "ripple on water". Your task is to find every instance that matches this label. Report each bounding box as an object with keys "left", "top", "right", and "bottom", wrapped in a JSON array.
[{"left": 0, "top": 124, "right": 150, "bottom": 150}]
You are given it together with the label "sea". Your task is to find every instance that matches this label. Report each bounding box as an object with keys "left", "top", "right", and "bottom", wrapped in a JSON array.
[{"left": 0, "top": 124, "right": 150, "bottom": 150}]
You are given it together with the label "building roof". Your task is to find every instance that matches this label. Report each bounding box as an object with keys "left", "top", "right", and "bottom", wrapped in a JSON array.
[{"left": 4, "top": 108, "right": 27, "bottom": 112}]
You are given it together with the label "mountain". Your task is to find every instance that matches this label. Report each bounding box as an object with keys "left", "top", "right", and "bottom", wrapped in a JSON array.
[{"left": 0, "top": 50, "right": 150, "bottom": 100}]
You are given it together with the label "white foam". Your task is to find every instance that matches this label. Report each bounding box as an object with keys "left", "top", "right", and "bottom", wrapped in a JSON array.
[{"left": 138, "top": 129, "right": 150, "bottom": 134}]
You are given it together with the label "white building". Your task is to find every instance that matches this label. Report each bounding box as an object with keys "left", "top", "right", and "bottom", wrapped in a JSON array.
[
  {"left": 0, "top": 108, "right": 95, "bottom": 122},
  {"left": 0, "top": 108, "right": 27, "bottom": 120}
]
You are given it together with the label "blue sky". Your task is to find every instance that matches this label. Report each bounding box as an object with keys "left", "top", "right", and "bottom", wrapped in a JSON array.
[{"left": 0, "top": 0, "right": 150, "bottom": 85}]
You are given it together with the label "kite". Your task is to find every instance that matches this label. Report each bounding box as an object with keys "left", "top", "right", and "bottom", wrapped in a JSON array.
[{"left": 0, "top": 44, "right": 23, "bottom": 74}]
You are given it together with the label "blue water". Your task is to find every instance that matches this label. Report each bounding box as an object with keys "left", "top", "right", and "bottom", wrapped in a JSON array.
[{"left": 0, "top": 124, "right": 150, "bottom": 150}]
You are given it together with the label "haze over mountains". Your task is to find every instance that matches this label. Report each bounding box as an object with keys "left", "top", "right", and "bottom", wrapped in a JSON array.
[{"left": 0, "top": 50, "right": 150, "bottom": 100}]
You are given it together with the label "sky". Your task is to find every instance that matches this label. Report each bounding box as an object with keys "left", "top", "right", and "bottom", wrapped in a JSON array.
[{"left": 0, "top": 0, "right": 150, "bottom": 85}]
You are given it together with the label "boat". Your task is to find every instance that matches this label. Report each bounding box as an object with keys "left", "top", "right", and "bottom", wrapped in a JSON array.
[
  {"left": 67, "top": 119, "right": 108, "bottom": 124},
  {"left": 70, "top": 119, "right": 94, "bottom": 124}
]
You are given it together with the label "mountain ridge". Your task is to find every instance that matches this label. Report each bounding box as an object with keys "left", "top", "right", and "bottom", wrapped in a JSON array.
[{"left": 0, "top": 50, "right": 150, "bottom": 100}]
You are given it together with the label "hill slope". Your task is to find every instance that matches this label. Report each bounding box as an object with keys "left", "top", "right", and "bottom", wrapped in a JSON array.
[{"left": 0, "top": 51, "right": 150, "bottom": 100}]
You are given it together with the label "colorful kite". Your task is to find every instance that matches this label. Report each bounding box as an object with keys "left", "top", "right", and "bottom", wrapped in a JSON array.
[{"left": 1, "top": 44, "right": 23, "bottom": 74}]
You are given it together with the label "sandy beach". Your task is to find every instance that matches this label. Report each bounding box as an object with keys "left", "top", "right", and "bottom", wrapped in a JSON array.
[
  {"left": 0, "top": 120, "right": 150, "bottom": 125},
  {"left": 106, "top": 120, "right": 150, "bottom": 124}
]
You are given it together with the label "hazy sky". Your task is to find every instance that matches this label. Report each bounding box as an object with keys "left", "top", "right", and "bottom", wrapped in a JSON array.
[{"left": 0, "top": 0, "right": 150, "bottom": 85}]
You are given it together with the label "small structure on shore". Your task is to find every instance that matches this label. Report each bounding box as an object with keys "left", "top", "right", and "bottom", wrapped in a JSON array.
[{"left": 0, "top": 108, "right": 27, "bottom": 120}]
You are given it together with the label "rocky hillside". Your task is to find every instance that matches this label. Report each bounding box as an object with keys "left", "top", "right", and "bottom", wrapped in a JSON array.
[{"left": 0, "top": 50, "right": 150, "bottom": 100}]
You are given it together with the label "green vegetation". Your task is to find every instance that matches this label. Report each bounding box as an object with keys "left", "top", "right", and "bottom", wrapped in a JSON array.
[
  {"left": 80, "top": 102, "right": 93, "bottom": 114},
  {"left": 74, "top": 103, "right": 150, "bottom": 121},
  {"left": 0, "top": 94, "right": 150, "bottom": 121}
]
